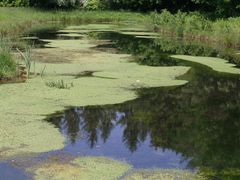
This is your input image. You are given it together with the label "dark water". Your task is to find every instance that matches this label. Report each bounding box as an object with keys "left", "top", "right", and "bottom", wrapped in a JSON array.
[{"left": 2, "top": 26, "right": 240, "bottom": 179}]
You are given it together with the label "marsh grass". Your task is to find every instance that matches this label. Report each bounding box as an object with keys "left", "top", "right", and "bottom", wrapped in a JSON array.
[
  {"left": 0, "top": 38, "right": 16, "bottom": 78},
  {"left": 0, "top": 8, "right": 145, "bottom": 38},
  {"left": 150, "top": 10, "right": 240, "bottom": 49},
  {"left": 17, "top": 47, "right": 33, "bottom": 77}
]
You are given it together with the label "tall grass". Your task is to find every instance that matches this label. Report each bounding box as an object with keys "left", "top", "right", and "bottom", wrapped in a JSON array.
[
  {"left": 0, "top": 7, "right": 145, "bottom": 38},
  {"left": 0, "top": 38, "right": 16, "bottom": 78},
  {"left": 17, "top": 47, "right": 32, "bottom": 77},
  {"left": 150, "top": 10, "right": 240, "bottom": 48}
]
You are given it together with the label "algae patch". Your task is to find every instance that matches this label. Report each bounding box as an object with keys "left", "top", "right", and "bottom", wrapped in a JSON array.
[
  {"left": 28, "top": 156, "right": 131, "bottom": 180},
  {"left": 171, "top": 55, "right": 240, "bottom": 74},
  {"left": 0, "top": 27, "right": 190, "bottom": 160},
  {"left": 120, "top": 31, "right": 159, "bottom": 37},
  {"left": 65, "top": 24, "right": 118, "bottom": 30},
  {"left": 125, "top": 169, "right": 204, "bottom": 180}
]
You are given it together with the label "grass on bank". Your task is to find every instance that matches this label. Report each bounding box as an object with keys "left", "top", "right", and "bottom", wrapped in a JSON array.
[
  {"left": 1, "top": 7, "right": 240, "bottom": 48},
  {"left": 149, "top": 10, "right": 240, "bottom": 48},
  {"left": 0, "top": 7, "right": 146, "bottom": 38},
  {"left": 0, "top": 38, "right": 16, "bottom": 78}
]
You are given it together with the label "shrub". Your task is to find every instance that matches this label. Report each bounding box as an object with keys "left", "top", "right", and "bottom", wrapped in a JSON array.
[
  {"left": 83, "top": 0, "right": 100, "bottom": 10},
  {"left": 0, "top": 0, "right": 29, "bottom": 7},
  {"left": 29, "top": 0, "right": 82, "bottom": 8}
]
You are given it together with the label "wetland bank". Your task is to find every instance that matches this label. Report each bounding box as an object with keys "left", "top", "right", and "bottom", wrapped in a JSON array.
[{"left": 0, "top": 22, "right": 240, "bottom": 180}]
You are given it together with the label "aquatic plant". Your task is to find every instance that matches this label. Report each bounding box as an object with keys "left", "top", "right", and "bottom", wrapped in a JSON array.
[
  {"left": 46, "top": 79, "right": 74, "bottom": 89},
  {"left": 17, "top": 47, "right": 33, "bottom": 77}
]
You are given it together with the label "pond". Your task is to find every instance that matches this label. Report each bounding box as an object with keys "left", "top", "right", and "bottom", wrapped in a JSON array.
[{"left": 1, "top": 23, "right": 240, "bottom": 179}]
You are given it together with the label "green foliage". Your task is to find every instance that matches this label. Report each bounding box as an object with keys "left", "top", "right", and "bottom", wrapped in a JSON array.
[
  {"left": 29, "top": 0, "right": 82, "bottom": 8},
  {"left": 151, "top": 10, "right": 211, "bottom": 36},
  {"left": 83, "top": 0, "right": 101, "bottom": 10},
  {"left": 149, "top": 10, "right": 240, "bottom": 48},
  {"left": 17, "top": 47, "right": 32, "bottom": 77},
  {"left": 0, "top": 38, "right": 16, "bottom": 78},
  {"left": 103, "top": 0, "right": 240, "bottom": 17},
  {"left": 0, "top": 0, "right": 29, "bottom": 7},
  {"left": 0, "top": 0, "right": 239, "bottom": 18}
]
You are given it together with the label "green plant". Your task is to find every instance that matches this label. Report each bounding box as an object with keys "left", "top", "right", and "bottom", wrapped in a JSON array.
[
  {"left": 0, "top": 0, "right": 29, "bottom": 7},
  {"left": 45, "top": 79, "right": 74, "bottom": 89},
  {"left": 83, "top": 0, "right": 101, "bottom": 10},
  {"left": 17, "top": 47, "right": 32, "bottom": 77},
  {"left": 0, "top": 38, "right": 16, "bottom": 78}
]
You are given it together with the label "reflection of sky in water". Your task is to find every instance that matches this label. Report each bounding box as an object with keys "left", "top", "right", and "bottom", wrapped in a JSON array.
[
  {"left": 0, "top": 163, "right": 28, "bottom": 180},
  {"left": 57, "top": 108, "right": 190, "bottom": 169}
]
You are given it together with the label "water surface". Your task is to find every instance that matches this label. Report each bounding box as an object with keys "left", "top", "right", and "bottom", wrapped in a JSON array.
[
  {"left": 43, "top": 28, "right": 240, "bottom": 177},
  {"left": 1, "top": 24, "right": 240, "bottom": 179}
]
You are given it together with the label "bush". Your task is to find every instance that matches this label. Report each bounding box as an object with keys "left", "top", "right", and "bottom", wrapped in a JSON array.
[
  {"left": 29, "top": 0, "right": 82, "bottom": 8},
  {"left": 83, "top": 0, "right": 100, "bottom": 10},
  {"left": 0, "top": 0, "right": 29, "bottom": 7}
]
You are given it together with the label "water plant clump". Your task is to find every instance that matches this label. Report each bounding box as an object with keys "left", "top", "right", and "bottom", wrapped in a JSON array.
[
  {"left": 46, "top": 79, "right": 74, "bottom": 89},
  {"left": 17, "top": 46, "right": 33, "bottom": 77}
]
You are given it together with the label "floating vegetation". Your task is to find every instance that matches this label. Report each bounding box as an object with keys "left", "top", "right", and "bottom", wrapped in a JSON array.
[
  {"left": 124, "top": 169, "right": 205, "bottom": 180},
  {"left": 171, "top": 55, "right": 240, "bottom": 74},
  {"left": 27, "top": 156, "right": 131, "bottom": 180},
  {"left": 120, "top": 31, "right": 159, "bottom": 37},
  {"left": 0, "top": 30, "right": 189, "bottom": 160}
]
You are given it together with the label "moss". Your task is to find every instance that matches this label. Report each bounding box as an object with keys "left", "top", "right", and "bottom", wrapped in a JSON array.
[
  {"left": 28, "top": 156, "right": 131, "bottom": 180},
  {"left": 171, "top": 55, "right": 240, "bottom": 74},
  {"left": 135, "top": 36, "right": 160, "bottom": 39},
  {"left": 125, "top": 169, "right": 205, "bottom": 180}
]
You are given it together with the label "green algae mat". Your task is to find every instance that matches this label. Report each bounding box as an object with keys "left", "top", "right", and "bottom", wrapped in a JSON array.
[
  {"left": 171, "top": 55, "right": 240, "bottom": 74},
  {"left": 27, "top": 156, "right": 132, "bottom": 180},
  {"left": 26, "top": 155, "right": 203, "bottom": 180},
  {"left": 0, "top": 26, "right": 189, "bottom": 160}
]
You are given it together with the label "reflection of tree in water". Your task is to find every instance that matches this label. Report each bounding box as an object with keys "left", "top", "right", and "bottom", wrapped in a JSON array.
[
  {"left": 47, "top": 63, "right": 240, "bottom": 175},
  {"left": 48, "top": 107, "right": 116, "bottom": 147}
]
